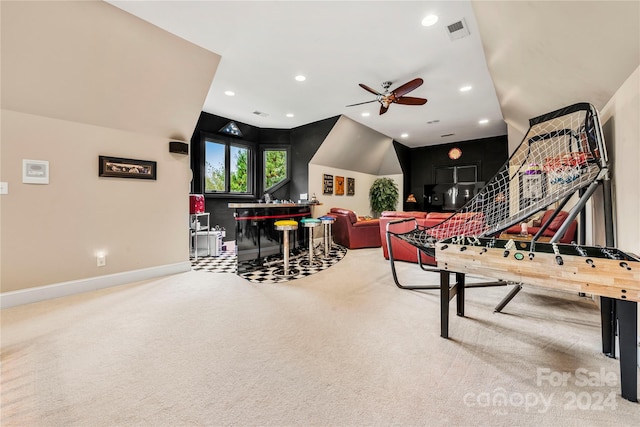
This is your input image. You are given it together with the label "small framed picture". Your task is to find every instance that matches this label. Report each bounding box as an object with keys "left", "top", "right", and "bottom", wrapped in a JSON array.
[
  {"left": 323, "top": 174, "right": 333, "bottom": 194},
  {"left": 347, "top": 177, "right": 355, "bottom": 196},
  {"left": 335, "top": 176, "right": 345, "bottom": 195},
  {"left": 99, "top": 156, "right": 157, "bottom": 180},
  {"left": 23, "top": 159, "right": 50, "bottom": 184}
]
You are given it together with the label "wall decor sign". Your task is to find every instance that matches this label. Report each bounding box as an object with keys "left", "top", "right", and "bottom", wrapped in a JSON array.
[
  {"left": 347, "top": 177, "right": 355, "bottom": 196},
  {"left": 23, "top": 159, "right": 49, "bottom": 184},
  {"left": 99, "top": 156, "right": 157, "bottom": 180},
  {"left": 323, "top": 173, "right": 333, "bottom": 194},
  {"left": 335, "top": 176, "right": 345, "bottom": 195}
]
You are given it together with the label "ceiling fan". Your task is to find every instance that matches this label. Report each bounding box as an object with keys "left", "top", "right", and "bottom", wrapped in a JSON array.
[{"left": 346, "top": 78, "right": 428, "bottom": 115}]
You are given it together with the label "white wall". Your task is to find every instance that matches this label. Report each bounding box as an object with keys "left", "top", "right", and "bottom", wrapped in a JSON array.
[
  {"left": 0, "top": 1, "right": 219, "bottom": 293},
  {"left": 308, "top": 165, "right": 402, "bottom": 217},
  {"left": 598, "top": 66, "right": 640, "bottom": 254}
]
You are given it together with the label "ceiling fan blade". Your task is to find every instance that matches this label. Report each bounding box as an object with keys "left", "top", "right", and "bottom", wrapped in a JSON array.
[
  {"left": 379, "top": 105, "right": 389, "bottom": 115},
  {"left": 391, "top": 78, "right": 424, "bottom": 97},
  {"left": 345, "top": 99, "right": 378, "bottom": 107},
  {"left": 394, "top": 96, "right": 428, "bottom": 105},
  {"left": 359, "top": 83, "right": 382, "bottom": 96}
]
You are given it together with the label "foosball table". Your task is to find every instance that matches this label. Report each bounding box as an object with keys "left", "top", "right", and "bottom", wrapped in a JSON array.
[{"left": 435, "top": 236, "right": 639, "bottom": 402}]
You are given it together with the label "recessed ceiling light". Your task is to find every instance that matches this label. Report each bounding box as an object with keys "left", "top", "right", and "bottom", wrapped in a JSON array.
[
  {"left": 400, "top": 133, "right": 409, "bottom": 138},
  {"left": 295, "top": 75, "right": 306, "bottom": 82},
  {"left": 478, "top": 119, "right": 489, "bottom": 124},
  {"left": 224, "top": 90, "right": 235, "bottom": 96},
  {"left": 421, "top": 14, "right": 438, "bottom": 27},
  {"left": 286, "top": 113, "right": 294, "bottom": 118},
  {"left": 459, "top": 85, "right": 472, "bottom": 92},
  {"left": 361, "top": 112, "right": 370, "bottom": 117}
]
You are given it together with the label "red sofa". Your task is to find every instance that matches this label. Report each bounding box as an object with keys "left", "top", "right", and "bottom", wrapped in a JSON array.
[
  {"left": 503, "top": 210, "right": 577, "bottom": 243},
  {"left": 326, "top": 208, "right": 382, "bottom": 249},
  {"left": 380, "top": 211, "right": 490, "bottom": 265},
  {"left": 379, "top": 211, "right": 455, "bottom": 265},
  {"left": 380, "top": 209, "right": 578, "bottom": 266}
]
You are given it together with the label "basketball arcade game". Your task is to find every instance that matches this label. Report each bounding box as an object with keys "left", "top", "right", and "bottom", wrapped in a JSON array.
[
  {"left": 388, "top": 102, "right": 608, "bottom": 259},
  {"left": 386, "top": 103, "right": 638, "bottom": 401}
]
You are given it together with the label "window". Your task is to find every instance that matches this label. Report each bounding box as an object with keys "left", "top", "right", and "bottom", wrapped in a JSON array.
[
  {"left": 263, "top": 148, "right": 288, "bottom": 190},
  {"left": 204, "top": 138, "right": 251, "bottom": 194}
]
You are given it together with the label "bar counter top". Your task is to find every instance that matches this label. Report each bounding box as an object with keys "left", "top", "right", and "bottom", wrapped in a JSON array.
[
  {"left": 228, "top": 202, "right": 321, "bottom": 209},
  {"left": 229, "top": 201, "right": 322, "bottom": 263}
]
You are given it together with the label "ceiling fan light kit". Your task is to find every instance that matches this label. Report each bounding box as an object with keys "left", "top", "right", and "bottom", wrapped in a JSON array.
[{"left": 346, "top": 77, "right": 428, "bottom": 115}]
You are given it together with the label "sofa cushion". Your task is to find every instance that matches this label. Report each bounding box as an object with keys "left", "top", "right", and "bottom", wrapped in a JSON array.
[
  {"left": 426, "top": 212, "right": 455, "bottom": 220},
  {"left": 329, "top": 207, "right": 357, "bottom": 224},
  {"left": 541, "top": 210, "right": 569, "bottom": 231},
  {"left": 380, "top": 211, "right": 427, "bottom": 219}
]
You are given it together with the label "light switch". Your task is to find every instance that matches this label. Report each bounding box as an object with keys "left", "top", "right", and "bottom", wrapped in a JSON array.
[{"left": 0, "top": 182, "right": 8, "bottom": 194}]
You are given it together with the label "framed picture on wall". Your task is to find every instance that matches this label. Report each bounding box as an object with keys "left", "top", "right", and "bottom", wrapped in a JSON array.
[
  {"left": 347, "top": 177, "right": 355, "bottom": 196},
  {"left": 323, "top": 174, "right": 334, "bottom": 194},
  {"left": 99, "top": 156, "right": 157, "bottom": 180},
  {"left": 335, "top": 176, "right": 345, "bottom": 195}
]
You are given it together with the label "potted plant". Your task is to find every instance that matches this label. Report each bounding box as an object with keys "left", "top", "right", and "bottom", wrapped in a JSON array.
[{"left": 369, "top": 177, "right": 399, "bottom": 217}]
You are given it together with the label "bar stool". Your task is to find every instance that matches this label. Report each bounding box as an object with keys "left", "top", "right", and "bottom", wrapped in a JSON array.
[
  {"left": 299, "top": 218, "right": 322, "bottom": 268},
  {"left": 274, "top": 219, "right": 299, "bottom": 277},
  {"left": 318, "top": 215, "right": 336, "bottom": 259}
]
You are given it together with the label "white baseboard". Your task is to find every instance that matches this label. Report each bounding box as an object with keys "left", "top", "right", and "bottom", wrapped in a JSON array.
[{"left": 0, "top": 262, "right": 191, "bottom": 309}]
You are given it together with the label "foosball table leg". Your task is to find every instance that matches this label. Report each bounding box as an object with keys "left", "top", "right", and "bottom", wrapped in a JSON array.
[
  {"left": 494, "top": 283, "right": 523, "bottom": 313},
  {"left": 440, "top": 271, "right": 466, "bottom": 339},
  {"left": 440, "top": 271, "right": 450, "bottom": 338},
  {"left": 600, "top": 297, "right": 616, "bottom": 357},
  {"left": 456, "top": 272, "right": 465, "bottom": 317},
  {"left": 616, "top": 299, "right": 638, "bottom": 402}
]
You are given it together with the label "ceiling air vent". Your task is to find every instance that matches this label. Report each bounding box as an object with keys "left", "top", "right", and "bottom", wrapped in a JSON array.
[
  {"left": 446, "top": 18, "right": 470, "bottom": 41},
  {"left": 253, "top": 110, "right": 269, "bottom": 117}
]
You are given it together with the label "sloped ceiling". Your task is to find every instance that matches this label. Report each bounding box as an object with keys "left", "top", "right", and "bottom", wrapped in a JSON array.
[
  {"left": 1, "top": 1, "right": 220, "bottom": 141},
  {"left": 472, "top": 0, "right": 640, "bottom": 136},
  {"left": 310, "top": 116, "right": 401, "bottom": 176}
]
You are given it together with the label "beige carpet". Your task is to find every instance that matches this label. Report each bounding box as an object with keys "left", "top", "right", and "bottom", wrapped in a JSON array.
[{"left": 1, "top": 248, "right": 638, "bottom": 426}]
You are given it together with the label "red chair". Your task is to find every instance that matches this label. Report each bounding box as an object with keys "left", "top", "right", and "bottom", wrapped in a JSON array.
[
  {"left": 326, "top": 208, "right": 381, "bottom": 249},
  {"left": 503, "top": 210, "right": 577, "bottom": 243}
]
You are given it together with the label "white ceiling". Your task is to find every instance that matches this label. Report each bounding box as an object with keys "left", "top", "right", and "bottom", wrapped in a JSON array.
[
  {"left": 107, "top": 0, "right": 506, "bottom": 148},
  {"left": 107, "top": 1, "right": 639, "bottom": 149}
]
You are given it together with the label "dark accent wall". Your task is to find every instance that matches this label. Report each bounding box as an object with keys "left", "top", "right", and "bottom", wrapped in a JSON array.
[
  {"left": 409, "top": 135, "right": 508, "bottom": 211},
  {"left": 189, "top": 112, "right": 339, "bottom": 239},
  {"left": 189, "top": 113, "right": 261, "bottom": 236},
  {"left": 392, "top": 141, "right": 413, "bottom": 210},
  {"left": 290, "top": 116, "right": 340, "bottom": 199}
]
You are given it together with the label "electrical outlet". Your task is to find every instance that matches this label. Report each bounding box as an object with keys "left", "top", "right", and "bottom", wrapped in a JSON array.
[
  {"left": 96, "top": 253, "right": 106, "bottom": 267},
  {"left": 0, "top": 182, "right": 8, "bottom": 195}
]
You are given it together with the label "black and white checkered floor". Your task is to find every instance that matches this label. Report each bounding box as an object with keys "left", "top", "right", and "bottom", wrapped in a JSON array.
[
  {"left": 190, "top": 250, "right": 238, "bottom": 274},
  {"left": 190, "top": 244, "right": 348, "bottom": 283}
]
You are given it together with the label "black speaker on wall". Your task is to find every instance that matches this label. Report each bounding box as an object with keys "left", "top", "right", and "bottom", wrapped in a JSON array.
[{"left": 169, "top": 141, "right": 189, "bottom": 155}]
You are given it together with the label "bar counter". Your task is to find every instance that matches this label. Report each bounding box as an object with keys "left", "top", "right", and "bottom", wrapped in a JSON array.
[{"left": 229, "top": 202, "right": 322, "bottom": 264}]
